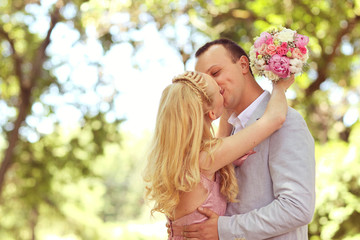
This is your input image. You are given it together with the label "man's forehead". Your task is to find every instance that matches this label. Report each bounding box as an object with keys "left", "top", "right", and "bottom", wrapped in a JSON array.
[
  {"left": 195, "top": 45, "right": 230, "bottom": 71},
  {"left": 194, "top": 58, "right": 209, "bottom": 72}
]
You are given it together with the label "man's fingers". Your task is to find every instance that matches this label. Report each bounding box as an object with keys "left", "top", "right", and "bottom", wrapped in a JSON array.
[
  {"left": 183, "top": 230, "right": 201, "bottom": 238},
  {"left": 197, "top": 207, "right": 217, "bottom": 218},
  {"left": 183, "top": 223, "right": 201, "bottom": 232}
]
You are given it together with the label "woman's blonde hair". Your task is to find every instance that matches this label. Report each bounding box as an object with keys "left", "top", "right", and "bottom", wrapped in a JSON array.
[{"left": 144, "top": 71, "right": 238, "bottom": 219}]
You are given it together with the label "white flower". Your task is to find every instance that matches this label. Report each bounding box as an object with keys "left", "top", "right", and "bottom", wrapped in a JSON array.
[
  {"left": 290, "top": 58, "right": 303, "bottom": 67},
  {"left": 289, "top": 58, "right": 303, "bottom": 74},
  {"left": 289, "top": 66, "right": 301, "bottom": 74},
  {"left": 303, "top": 51, "right": 309, "bottom": 61},
  {"left": 265, "top": 70, "right": 279, "bottom": 82},
  {"left": 275, "top": 28, "right": 296, "bottom": 43},
  {"left": 249, "top": 46, "right": 256, "bottom": 62},
  {"left": 255, "top": 59, "right": 266, "bottom": 70}
]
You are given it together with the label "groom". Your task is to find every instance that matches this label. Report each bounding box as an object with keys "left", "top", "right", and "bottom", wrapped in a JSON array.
[{"left": 181, "top": 39, "right": 316, "bottom": 239}]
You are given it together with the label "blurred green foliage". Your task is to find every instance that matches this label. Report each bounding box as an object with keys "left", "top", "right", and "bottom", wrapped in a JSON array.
[{"left": 0, "top": 0, "right": 359, "bottom": 239}]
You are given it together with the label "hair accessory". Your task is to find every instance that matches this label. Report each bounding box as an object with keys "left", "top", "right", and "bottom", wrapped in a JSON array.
[{"left": 172, "top": 71, "right": 211, "bottom": 104}]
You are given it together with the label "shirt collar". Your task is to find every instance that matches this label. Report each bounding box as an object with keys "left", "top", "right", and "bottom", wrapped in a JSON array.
[{"left": 228, "top": 91, "right": 268, "bottom": 129}]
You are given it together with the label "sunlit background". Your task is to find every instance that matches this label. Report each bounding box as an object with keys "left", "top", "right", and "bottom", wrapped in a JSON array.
[{"left": 0, "top": 0, "right": 360, "bottom": 239}]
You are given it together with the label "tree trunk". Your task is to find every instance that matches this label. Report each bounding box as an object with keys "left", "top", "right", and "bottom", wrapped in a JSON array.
[
  {"left": 0, "top": 3, "right": 61, "bottom": 197},
  {"left": 0, "top": 88, "right": 32, "bottom": 194}
]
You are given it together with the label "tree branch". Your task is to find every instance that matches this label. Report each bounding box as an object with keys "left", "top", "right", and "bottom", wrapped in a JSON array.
[
  {"left": 0, "top": 2, "right": 63, "bottom": 197},
  {"left": 305, "top": 15, "right": 360, "bottom": 96},
  {"left": 0, "top": 27, "right": 24, "bottom": 83}
]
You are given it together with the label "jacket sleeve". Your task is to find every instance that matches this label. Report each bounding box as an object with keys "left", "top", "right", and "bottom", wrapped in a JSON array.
[{"left": 218, "top": 108, "right": 316, "bottom": 239}]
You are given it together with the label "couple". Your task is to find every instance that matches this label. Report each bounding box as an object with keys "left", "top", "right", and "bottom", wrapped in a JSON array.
[{"left": 144, "top": 39, "right": 316, "bottom": 240}]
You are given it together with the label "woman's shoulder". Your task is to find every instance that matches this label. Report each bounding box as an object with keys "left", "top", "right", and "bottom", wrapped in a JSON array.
[{"left": 199, "top": 151, "right": 216, "bottom": 180}]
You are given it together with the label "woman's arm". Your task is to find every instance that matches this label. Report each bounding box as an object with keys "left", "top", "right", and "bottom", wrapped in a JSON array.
[
  {"left": 216, "top": 109, "right": 233, "bottom": 138},
  {"left": 203, "top": 75, "right": 295, "bottom": 173}
]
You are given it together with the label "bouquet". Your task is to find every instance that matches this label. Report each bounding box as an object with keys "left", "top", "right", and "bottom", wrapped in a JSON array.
[{"left": 249, "top": 27, "right": 309, "bottom": 82}]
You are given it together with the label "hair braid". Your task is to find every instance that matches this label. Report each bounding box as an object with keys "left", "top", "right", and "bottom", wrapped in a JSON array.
[{"left": 172, "top": 71, "right": 211, "bottom": 105}]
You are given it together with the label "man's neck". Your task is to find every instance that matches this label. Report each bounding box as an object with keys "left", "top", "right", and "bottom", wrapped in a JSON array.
[{"left": 234, "top": 86, "right": 264, "bottom": 115}]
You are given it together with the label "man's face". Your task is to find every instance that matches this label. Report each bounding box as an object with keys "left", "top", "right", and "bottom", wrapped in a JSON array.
[{"left": 195, "top": 45, "right": 245, "bottom": 111}]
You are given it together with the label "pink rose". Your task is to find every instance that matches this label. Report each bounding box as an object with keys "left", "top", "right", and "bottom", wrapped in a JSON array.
[
  {"left": 295, "top": 34, "right": 309, "bottom": 47},
  {"left": 254, "top": 32, "right": 272, "bottom": 48},
  {"left": 298, "top": 46, "right": 307, "bottom": 54},
  {"left": 258, "top": 43, "right": 268, "bottom": 55},
  {"left": 266, "top": 44, "right": 277, "bottom": 55},
  {"left": 276, "top": 46, "right": 288, "bottom": 56},
  {"left": 268, "top": 54, "right": 290, "bottom": 78},
  {"left": 292, "top": 48, "right": 304, "bottom": 60},
  {"left": 265, "top": 37, "right": 273, "bottom": 45},
  {"left": 281, "top": 42, "right": 288, "bottom": 48}
]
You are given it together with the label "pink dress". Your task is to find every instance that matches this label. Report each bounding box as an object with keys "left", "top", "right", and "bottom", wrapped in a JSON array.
[{"left": 168, "top": 172, "right": 227, "bottom": 240}]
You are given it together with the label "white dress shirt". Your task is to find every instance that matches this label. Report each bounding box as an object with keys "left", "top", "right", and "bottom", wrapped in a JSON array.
[{"left": 228, "top": 91, "right": 267, "bottom": 133}]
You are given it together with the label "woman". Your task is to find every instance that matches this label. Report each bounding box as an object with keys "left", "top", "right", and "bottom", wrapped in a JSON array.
[{"left": 144, "top": 71, "right": 293, "bottom": 239}]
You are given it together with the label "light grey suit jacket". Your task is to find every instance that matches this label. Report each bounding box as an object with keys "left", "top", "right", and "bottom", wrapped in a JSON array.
[{"left": 218, "top": 91, "right": 316, "bottom": 240}]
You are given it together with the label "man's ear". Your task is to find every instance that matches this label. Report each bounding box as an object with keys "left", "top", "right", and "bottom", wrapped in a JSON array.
[
  {"left": 238, "top": 55, "right": 250, "bottom": 74},
  {"left": 208, "top": 111, "right": 217, "bottom": 121}
]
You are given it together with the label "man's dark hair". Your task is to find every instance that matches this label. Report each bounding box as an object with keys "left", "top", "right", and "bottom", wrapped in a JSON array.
[{"left": 195, "top": 38, "right": 253, "bottom": 76}]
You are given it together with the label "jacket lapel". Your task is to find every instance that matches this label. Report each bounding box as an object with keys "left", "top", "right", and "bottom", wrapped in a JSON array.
[{"left": 245, "top": 91, "right": 271, "bottom": 127}]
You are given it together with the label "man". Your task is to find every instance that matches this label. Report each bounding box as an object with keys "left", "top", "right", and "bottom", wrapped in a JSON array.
[{"left": 182, "top": 39, "right": 316, "bottom": 239}]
